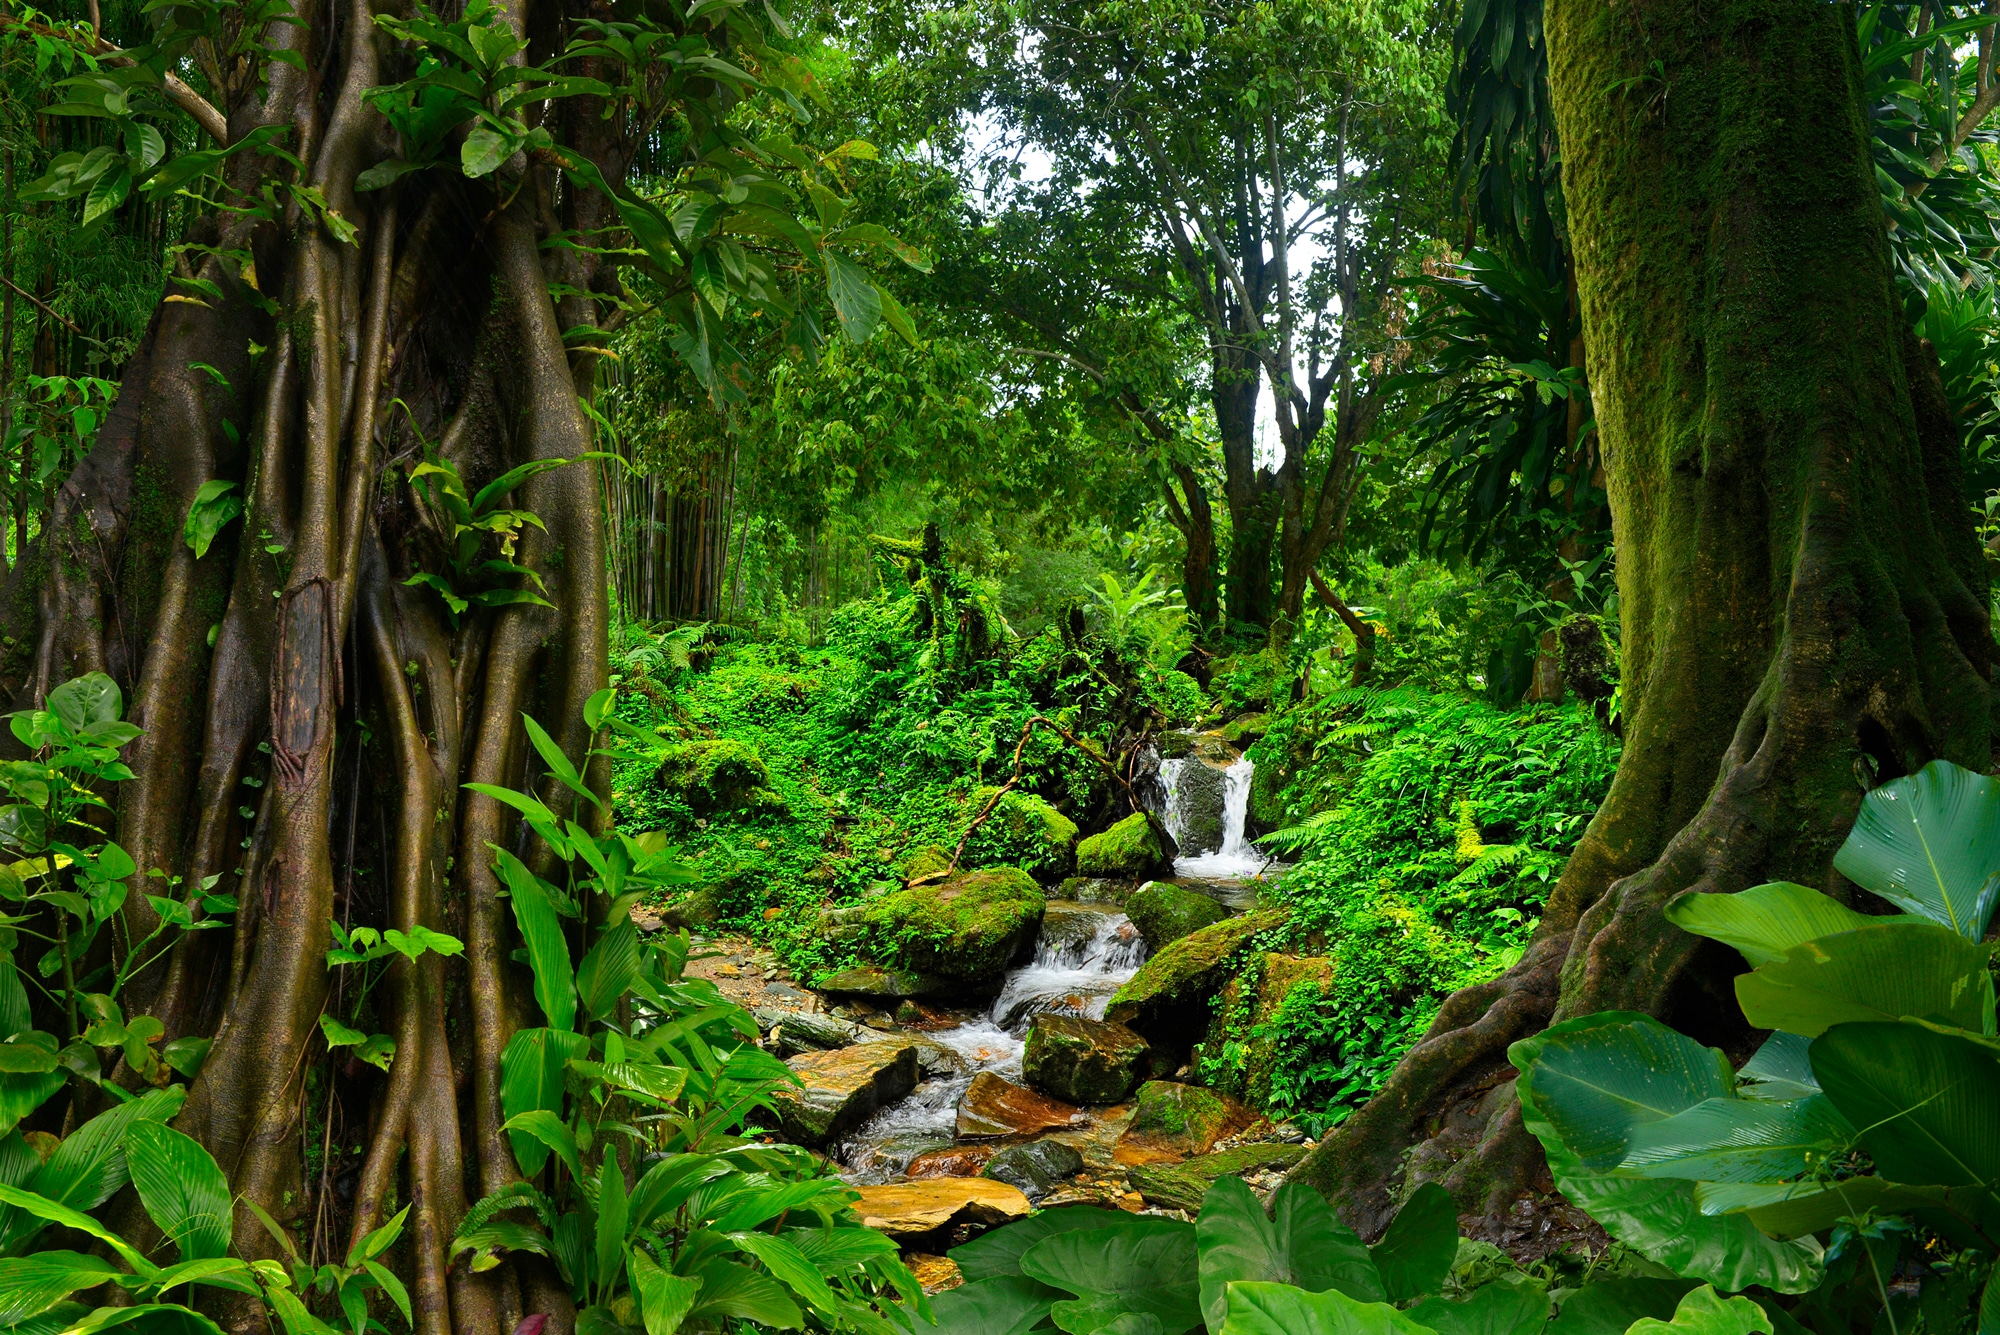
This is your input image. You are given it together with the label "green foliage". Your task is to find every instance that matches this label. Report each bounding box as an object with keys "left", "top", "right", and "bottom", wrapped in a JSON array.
[
  {"left": 452, "top": 705, "right": 925, "bottom": 1333},
  {"left": 1512, "top": 759, "right": 2000, "bottom": 1328},
  {"left": 1199, "top": 686, "right": 1613, "bottom": 1127}
]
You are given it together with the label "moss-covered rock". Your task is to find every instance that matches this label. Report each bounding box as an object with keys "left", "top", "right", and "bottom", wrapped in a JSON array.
[
  {"left": 857, "top": 867, "right": 1046, "bottom": 985},
  {"left": 1057, "top": 877, "right": 1134, "bottom": 906},
  {"left": 962, "top": 788, "right": 1078, "bottom": 882},
  {"left": 1116, "top": 1081, "right": 1257, "bottom": 1163},
  {"left": 1126, "top": 1143, "right": 1307, "bottom": 1212},
  {"left": 653, "top": 739, "right": 771, "bottom": 815},
  {"left": 1106, "top": 908, "right": 1288, "bottom": 1048},
  {"left": 1218, "top": 713, "right": 1269, "bottom": 746},
  {"left": 1022, "top": 1015, "right": 1153, "bottom": 1104},
  {"left": 903, "top": 845, "right": 953, "bottom": 884},
  {"left": 1075, "top": 812, "right": 1168, "bottom": 879},
  {"left": 816, "top": 964, "right": 949, "bottom": 998},
  {"left": 1203, "top": 953, "right": 1336, "bottom": 1106},
  {"left": 1125, "top": 882, "right": 1229, "bottom": 951}
]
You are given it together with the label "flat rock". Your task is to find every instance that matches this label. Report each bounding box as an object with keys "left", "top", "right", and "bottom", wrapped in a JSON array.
[
  {"left": 852, "top": 1179, "right": 1033, "bottom": 1240},
  {"left": 769, "top": 1010, "right": 865, "bottom": 1055},
  {"left": 956, "top": 1071, "right": 1085, "bottom": 1139},
  {"left": 983, "top": 1138, "right": 1085, "bottom": 1201},
  {"left": 1126, "top": 1143, "right": 1307, "bottom": 1213},
  {"left": 769, "top": 1043, "right": 918, "bottom": 1145},
  {"left": 817, "top": 965, "right": 948, "bottom": 998},
  {"left": 906, "top": 1145, "right": 999, "bottom": 1179},
  {"left": 1115, "top": 1081, "right": 1258, "bottom": 1166},
  {"left": 1023, "top": 1014, "right": 1153, "bottom": 1105}
]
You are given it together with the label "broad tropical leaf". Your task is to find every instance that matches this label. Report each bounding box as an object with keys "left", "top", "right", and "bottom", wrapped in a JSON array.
[
  {"left": 1832, "top": 759, "right": 2000, "bottom": 940},
  {"left": 0, "top": 1251, "right": 118, "bottom": 1324},
  {"left": 1405, "top": 1283, "right": 1548, "bottom": 1335},
  {"left": 1196, "top": 1179, "right": 1384, "bottom": 1330},
  {"left": 1510, "top": 1012, "right": 1729, "bottom": 1170},
  {"left": 926, "top": 1275, "right": 1062, "bottom": 1335},
  {"left": 1809, "top": 1019, "right": 2000, "bottom": 1188},
  {"left": 950, "top": 1207, "right": 1134, "bottom": 1282},
  {"left": 1733, "top": 923, "right": 1995, "bottom": 1037},
  {"left": 1019, "top": 1216, "right": 1200, "bottom": 1335},
  {"left": 1217, "top": 1281, "right": 1433, "bottom": 1335},
  {"left": 123, "top": 1122, "right": 231, "bottom": 1262},
  {"left": 1618, "top": 1094, "right": 1853, "bottom": 1183},
  {"left": 1624, "top": 1285, "right": 1773, "bottom": 1334},
  {"left": 1368, "top": 1181, "right": 1457, "bottom": 1305},
  {"left": 1664, "top": 882, "right": 1889, "bottom": 965}
]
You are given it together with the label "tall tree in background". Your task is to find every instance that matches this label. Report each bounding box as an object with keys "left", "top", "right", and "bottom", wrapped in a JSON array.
[
  {"left": 0, "top": 0, "right": 920, "bottom": 1327},
  {"left": 1292, "top": 0, "right": 1996, "bottom": 1232}
]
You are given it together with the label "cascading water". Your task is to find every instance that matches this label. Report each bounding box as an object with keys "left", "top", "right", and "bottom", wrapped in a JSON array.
[
  {"left": 835, "top": 911, "right": 1148, "bottom": 1183},
  {"left": 1162, "top": 753, "right": 1269, "bottom": 881}
]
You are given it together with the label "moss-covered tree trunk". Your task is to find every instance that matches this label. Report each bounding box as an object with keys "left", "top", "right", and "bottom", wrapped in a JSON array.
[{"left": 1291, "top": 0, "right": 1995, "bottom": 1236}]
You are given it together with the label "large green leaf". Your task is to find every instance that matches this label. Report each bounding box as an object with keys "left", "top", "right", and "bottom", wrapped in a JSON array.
[
  {"left": 58, "top": 1303, "right": 228, "bottom": 1335},
  {"left": 927, "top": 1275, "right": 1063, "bottom": 1335},
  {"left": 951, "top": 1207, "right": 1135, "bottom": 1282},
  {"left": 1736, "top": 1034, "right": 1818, "bottom": 1101},
  {"left": 685, "top": 1256, "right": 803, "bottom": 1329},
  {"left": 1810, "top": 1019, "right": 2000, "bottom": 1188},
  {"left": 1369, "top": 1182, "right": 1457, "bottom": 1305},
  {"left": 1624, "top": 1285, "right": 1773, "bottom": 1334},
  {"left": 0, "top": 1069, "right": 64, "bottom": 1138},
  {"left": 1020, "top": 1216, "right": 1200, "bottom": 1335},
  {"left": 1216, "top": 1282, "right": 1434, "bottom": 1335},
  {"left": 932, "top": 1271, "right": 1072, "bottom": 1335},
  {"left": 0, "top": 1251, "right": 118, "bottom": 1324},
  {"left": 492, "top": 850, "right": 576, "bottom": 1031},
  {"left": 823, "top": 252, "right": 882, "bottom": 344},
  {"left": 1664, "top": 883, "right": 1889, "bottom": 966},
  {"left": 1405, "top": 1284, "right": 1548, "bottom": 1335},
  {"left": 1544, "top": 1280, "right": 1697, "bottom": 1335},
  {"left": 1512, "top": 1017, "right": 1823, "bottom": 1294},
  {"left": 1695, "top": 1177, "right": 1984, "bottom": 1241},
  {"left": 1618, "top": 1094, "right": 1853, "bottom": 1183},
  {"left": 0, "top": 1186, "right": 154, "bottom": 1277},
  {"left": 630, "top": 1249, "right": 701, "bottom": 1335},
  {"left": 1733, "top": 923, "right": 1995, "bottom": 1038},
  {"left": 1832, "top": 759, "right": 2000, "bottom": 940},
  {"left": 0, "top": 1087, "right": 186, "bottom": 1251},
  {"left": 123, "top": 1122, "right": 230, "bottom": 1262},
  {"left": 1196, "top": 1179, "right": 1384, "bottom": 1330},
  {"left": 499, "top": 1027, "right": 588, "bottom": 1177},
  {"left": 576, "top": 921, "right": 641, "bottom": 1023},
  {"left": 1510, "top": 1012, "right": 1729, "bottom": 1171}
]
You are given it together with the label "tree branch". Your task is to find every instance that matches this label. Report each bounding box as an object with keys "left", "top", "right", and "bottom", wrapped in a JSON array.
[{"left": 0, "top": 15, "right": 227, "bottom": 145}]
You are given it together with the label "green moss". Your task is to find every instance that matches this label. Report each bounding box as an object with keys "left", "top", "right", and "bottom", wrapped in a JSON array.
[
  {"left": 1127, "top": 1143, "right": 1308, "bottom": 1212},
  {"left": 902, "top": 844, "right": 953, "bottom": 882},
  {"left": 652, "top": 739, "right": 771, "bottom": 815},
  {"left": 1075, "top": 812, "right": 1166, "bottom": 878},
  {"left": 962, "top": 787, "right": 1078, "bottom": 881},
  {"left": 1125, "top": 882, "right": 1229, "bottom": 950},
  {"left": 857, "top": 866, "right": 1046, "bottom": 984},
  {"left": 1106, "top": 908, "right": 1288, "bottom": 1042},
  {"left": 1125, "top": 1080, "right": 1252, "bottom": 1152}
]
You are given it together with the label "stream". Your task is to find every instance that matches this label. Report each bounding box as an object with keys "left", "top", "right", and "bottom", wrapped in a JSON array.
[{"left": 833, "top": 732, "right": 1274, "bottom": 1184}]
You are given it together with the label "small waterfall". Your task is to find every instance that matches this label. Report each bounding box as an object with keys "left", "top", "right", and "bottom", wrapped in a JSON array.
[
  {"left": 1163, "top": 753, "right": 1268, "bottom": 880},
  {"left": 834, "top": 910, "right": 1148, "bottom": 1183}
]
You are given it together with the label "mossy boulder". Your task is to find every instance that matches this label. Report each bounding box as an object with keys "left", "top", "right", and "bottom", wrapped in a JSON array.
[
  {"left": 1022, "top": 1015, "right": 1153, "bottom": 1104},
  {"left": 1204, "top": 953, "right": 1335, "bottom": 1106},
  {"left": 1116, "top": 1081, "right": 1257, "bottom": 1164},
  {"left": 962, "top": 788, "right": 1079, "bottom": 882},
  {"left": 1126, "top": 1143, "right": 1307, "bottom": 1213},
  {"left": 1247, "top": 759, "right": 1289, "bottom": 834},
  {"left": 903, "top": 845, "right": 953, "bottom": 884},
  {"left": 1125, "top": 882, "right": 1230, "bottom": 951},
  {"left": 1075, "top": 812, "right": 1169, "bottom": 879},
  {"left": 857, "top": 867, "right": 1046, "bottom": 985},
  {"left": 1106, "top": 908, "right": 1288, "bottom": 1049},
  {"left": 982, "top": 1139, "right": 1084, "bottom": 1201},
  {"left": 653, "top": 739, "right": 771, "bottom": 815},
  {"left": 1217, "top": 713, "right": 1269, "bottom": 746}
]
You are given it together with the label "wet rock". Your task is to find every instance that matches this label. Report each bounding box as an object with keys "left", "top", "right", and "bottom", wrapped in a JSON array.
[
  {"left": 1040, "top": 902, "right": 1114, "bottom": 951},
  {"left": 769, "top": 1044, "right": 918, "bottom": 1145},
  {"left": 1157, "top": 731, "right": 1197, "bottom": 760},
  {"left": 1076, "top": 813, "right": 1170, "bottom": 880},
  {"left": 1023, "top": 1015, "right": 1152, "bottom": 1105},
  {"left": 852, "top": 1180, "right": 1033, "bottom": 1241},
  {"left": 895, "top": 1000, "right": 924, "bottom": 1024},
  {"left": 1126, "top": 1143, "right": 1309, "bottom": 1213},
  {"left": 956, "top": 1071, "right": 1085, "bottom": 1138},
  {"left": 906, "top": 1145, "right": 998, "bottom": 1179},
  {"left": 769, "top": 1011, "right": 866, "bottom": 1055},
  {"left": 657, "top": 884, "right": 728, "bottom": 930},
  {"left": 983, "top": 1139, "right": 1085, "bottom": 1201},
  {"left": 653, "top": 739, "right": 772, "bottom": 815},
  {"left": 1217, "top": 713, "right": 1268, "bottom": 746},
  {"left": 1057, "top": 877, "right": 1137, "bottom": 906},
  {"left": 1114, "top": 1081, "right": 1258, "bottom": 1166},
  {"left": 816, "top": 965, "right": 949, "bottom": 999},
  {"left": 906, "top": 1254, "right": 964, "bottom": 1295},
  {"left": 1106, "top": 909, "right": 1289, "bottom": 1051},
  {"left": 1125, "top": 882, "right": 1229, "bottom": 951},
  {"left": 1166, "top": 758, "right": 1229, "bottom": 855}
]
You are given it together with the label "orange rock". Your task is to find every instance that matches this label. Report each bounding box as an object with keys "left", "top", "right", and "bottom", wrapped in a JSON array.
[
  {"left": 906, "top": 1253, "right": 964, "bottom": 1294},
  {"left": 853, "top": 1179, "right": 1033, "bottom": 1239},
  {"left": 956, "top": 1071, "right": 1085, "bottom": 1139},
  {"left": 906, "top": 1144, "right": 999, "bottom": 1179}
]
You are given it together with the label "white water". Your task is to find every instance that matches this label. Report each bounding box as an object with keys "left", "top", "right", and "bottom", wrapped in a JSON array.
[
  {"left": 1163, "top": 754, "right": 1269, "bottom": 880},
  {"left": 835, "top": 912, "right": 1147, "bottom": 1183}
]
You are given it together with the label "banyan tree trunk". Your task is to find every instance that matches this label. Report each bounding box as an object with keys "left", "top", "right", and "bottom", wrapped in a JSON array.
[
  {"left": 0, "top": 0, "right": 628, "bottom": 1328},
  {"left": 1291, "top": 0, "right": 1995, "bottom": 1239}
]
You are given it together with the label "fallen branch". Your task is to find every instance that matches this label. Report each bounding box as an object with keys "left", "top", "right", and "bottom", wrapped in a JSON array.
[{"left": 923, "top": 715, "right": 1140, "bottom": 883}]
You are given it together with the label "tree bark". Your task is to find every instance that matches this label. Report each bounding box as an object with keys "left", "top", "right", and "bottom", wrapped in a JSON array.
[{"left": 1290, "top": 0, "right": 1994, "bottom": 1241}]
